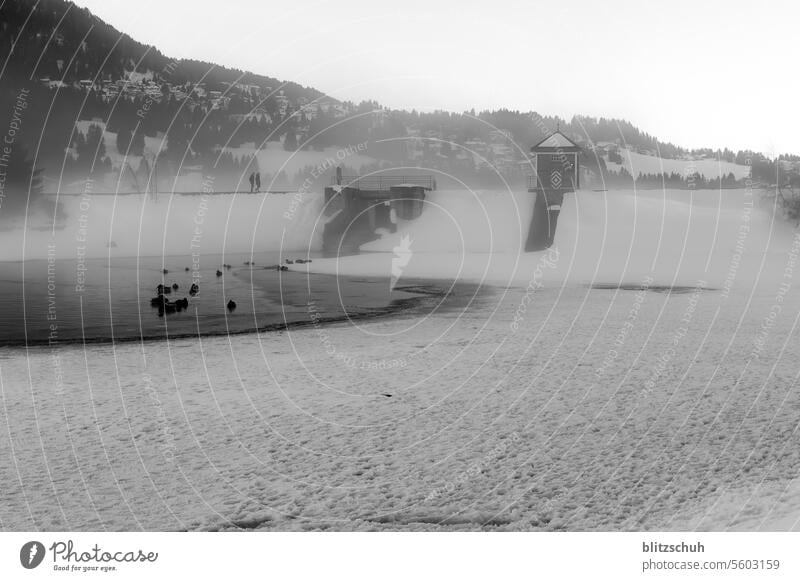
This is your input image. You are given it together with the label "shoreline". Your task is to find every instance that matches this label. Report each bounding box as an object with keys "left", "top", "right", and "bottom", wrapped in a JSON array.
[{"left": 0, "top": 280, "right": 473, "bottom": 351}]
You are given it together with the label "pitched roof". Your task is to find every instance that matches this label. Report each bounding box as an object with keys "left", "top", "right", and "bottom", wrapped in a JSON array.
[{"left": 531, "top": 131, "right": 581, "bottom": 152}]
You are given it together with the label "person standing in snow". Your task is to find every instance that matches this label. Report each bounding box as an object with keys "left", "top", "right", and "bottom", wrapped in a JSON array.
[
  {"left": 255, "top": 172, "right": 261, "bottom": 192},
  {"left": 248, "top": 172, "right": 255, "bottom": 193}
]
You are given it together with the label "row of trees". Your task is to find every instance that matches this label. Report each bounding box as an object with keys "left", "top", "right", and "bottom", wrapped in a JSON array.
[
  {"left": 58, "top": 118, "right": 758, "bottom": 194},
  {"left": 598, "top": 167, "right": 745, "bottom": 189}
]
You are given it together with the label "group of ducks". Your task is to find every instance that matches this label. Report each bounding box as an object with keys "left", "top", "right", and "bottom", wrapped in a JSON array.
[
  {"left": 277, "top": 258, "right": 312, "bottom": 271},
  {"left": 210, "top": 258, "right": 312, "bottom": 276},
  {"left": 150, "top": 283, "right": 196, "bottom": 316},
  {"left": 149, "top": 276, "right": 236, "bottom": 316},
  {"left": 150, "top": 257, "right": 313, "bottom": 316},
  {"left": 215, "top": 263, "right": 233, "bottom": 277}
]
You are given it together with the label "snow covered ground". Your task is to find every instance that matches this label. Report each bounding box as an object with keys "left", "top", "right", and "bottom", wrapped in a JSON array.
[
  {"left": 68, "top": 122, "right": 376, "bottom": 193},
  {"left": 73, "top": 120, "right": 166, "bottom": 173},
  {"left": 604, "top": 149, "right": 751, "bottom": 180},
  {"left": 2, "top": 279, "right": 800, "bottom": 531},
  {"left": 2, "top": 187, "right": 800, "bottom": 531}
]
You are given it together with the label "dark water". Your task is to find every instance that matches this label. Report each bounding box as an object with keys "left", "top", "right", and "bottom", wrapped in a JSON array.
[{"left": 0, "top": 252, "right": 457, "bottom": 346}]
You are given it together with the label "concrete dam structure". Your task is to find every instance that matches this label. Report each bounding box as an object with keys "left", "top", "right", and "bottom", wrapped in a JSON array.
[
  {"left": 322, "top": 132, "right": 581, "bottom": 256},
  {"left": 323, "top": 175, "right": 435, "bottom": 254}
]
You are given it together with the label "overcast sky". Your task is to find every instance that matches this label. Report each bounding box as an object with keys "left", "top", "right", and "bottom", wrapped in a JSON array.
[{"left": 72, "top": 0, "right": 798, "bottom": 155}]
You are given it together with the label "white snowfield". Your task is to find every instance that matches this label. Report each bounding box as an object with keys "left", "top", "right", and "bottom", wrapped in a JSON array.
[
  {"left": 3, "top": 187, "right": 800, "bottom": 531},
  {"left": 68, "top": 122, "right": 376, "bottom": 193},
  {"left": 603, "top": 149, "right": 751, "bottom": 180},
  {"left": 73, "top": 120, "right": 165, "bottom": 174}
]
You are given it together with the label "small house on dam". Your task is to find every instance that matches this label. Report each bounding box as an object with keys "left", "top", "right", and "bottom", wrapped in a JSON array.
[{"left": 525, "top": 131, "right": 581, "bottom": 252}]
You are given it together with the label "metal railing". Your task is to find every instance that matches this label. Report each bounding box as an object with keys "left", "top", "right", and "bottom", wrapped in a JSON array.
[{"left": 332, "top": 175, "right": 436, "bottom": 191}]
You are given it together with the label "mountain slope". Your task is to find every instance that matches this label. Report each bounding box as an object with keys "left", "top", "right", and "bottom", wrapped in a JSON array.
[
  {"left": 0, "top": 0, "right": 325, "bottom": 101},
  {"left": 0, "top": 0, "right": 780, "bottom": 210}
]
